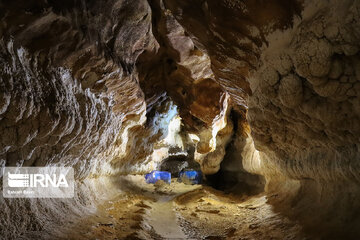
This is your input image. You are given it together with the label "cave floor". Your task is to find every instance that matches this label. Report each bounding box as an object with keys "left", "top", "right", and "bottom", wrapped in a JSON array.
[{"left": 63, "top": 175, "right": 311, "bottom": 240}]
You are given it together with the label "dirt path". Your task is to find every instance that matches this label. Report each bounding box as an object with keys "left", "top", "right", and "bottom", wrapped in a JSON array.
[
  {"left": 144, "top": 197, "right": 187, "bottom": 239},
  {"left": 59, "top": 175, "right": 311, "bottom": 240}
]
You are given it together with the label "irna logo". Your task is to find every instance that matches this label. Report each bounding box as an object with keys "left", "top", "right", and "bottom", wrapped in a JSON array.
[
  {"left": 8, "top": 173, "right": 69, "bottom": 188},
  {"left": 3, "top": 167, "right": 74, "bottom": 198}
]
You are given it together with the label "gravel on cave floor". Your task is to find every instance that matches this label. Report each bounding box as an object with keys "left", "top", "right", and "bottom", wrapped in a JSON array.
[{"left": 62, "top": 175, "right": 311, "bottom": 240}]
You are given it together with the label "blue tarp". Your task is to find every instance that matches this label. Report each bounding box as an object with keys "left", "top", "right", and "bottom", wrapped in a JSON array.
[
  {"left": 145, "top": 170, "right": 171, "bottom": 184},
  {"left": 178, "top": 170, "right": 202, "bottom": 185}
]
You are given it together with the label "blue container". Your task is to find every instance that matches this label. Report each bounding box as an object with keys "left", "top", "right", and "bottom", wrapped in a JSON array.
[
  {"left": 145, "top": 170, "right": 171, "bottom": 184},
  {"left": 178, "top": 170, "right": 202, "bottom": 185}
]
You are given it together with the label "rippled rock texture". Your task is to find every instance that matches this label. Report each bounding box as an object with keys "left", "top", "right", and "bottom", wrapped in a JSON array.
[
  {"left": 167, "top": 0, "right": 360, "bottom": 237},
  {"left": 1, "top": 0, "right": 360, "bottom": 239},
  {"left": 0, "top": 0, "right": 232, "bottom": 238},
  {"left": 0, "top": 0, "right": 155, "bottom": 176}
]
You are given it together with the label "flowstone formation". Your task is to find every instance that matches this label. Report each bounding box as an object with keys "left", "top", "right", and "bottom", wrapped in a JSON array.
[{"left": 166, "top": 0, "right": 360, "bottom": 236}]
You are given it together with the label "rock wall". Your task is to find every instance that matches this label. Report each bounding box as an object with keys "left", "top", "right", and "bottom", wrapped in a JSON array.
[
  {"left": 139, "top": 0, "right": 236, "bottom": 174},
  {"left": 163, "top": 0, "right": 302, "bottom": 107},
  {"left": 248, "top": 0, "right": 360, "bottom": 181},
  {"left": 0, "top": 0, "right": 158, "bottom": 177},
  {"left": 1, "top": 0, "right": 360, "bottom": 238},
  {"left": 0, "top": 1, "right": 160, "bottom": 238},
  {"left": 248, "top": 1, "right": 360, "bottom": 236},
  {"left": 164, "top": 0, "right": 360, "bottom": 237},
  {"left": 0, "top": 0, "right": 235, "bottom": 238}
]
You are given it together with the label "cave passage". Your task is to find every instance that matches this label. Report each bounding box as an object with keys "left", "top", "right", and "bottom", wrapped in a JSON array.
[{"left": 1, "top": 0, "right": 360, "bottom": 239}]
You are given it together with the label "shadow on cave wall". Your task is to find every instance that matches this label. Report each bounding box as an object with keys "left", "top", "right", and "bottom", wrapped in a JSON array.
[{"left": 205, "top": 110, "right": 266, "bottom": 195}]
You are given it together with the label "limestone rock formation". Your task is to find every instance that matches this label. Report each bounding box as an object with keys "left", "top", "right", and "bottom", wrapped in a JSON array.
[
  {"left": 166, "top": 0, "right": 360, "bottom": 236},
  {"left": 1, "top": 0, "right": 360, "bottom": 239}
]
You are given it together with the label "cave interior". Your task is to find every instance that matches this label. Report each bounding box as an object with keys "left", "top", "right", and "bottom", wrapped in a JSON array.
[{"left": 1, "top": 0, "right": 360, "bottom": 239}]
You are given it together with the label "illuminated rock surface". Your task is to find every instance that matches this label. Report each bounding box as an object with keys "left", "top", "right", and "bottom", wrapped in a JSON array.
[{"left": 0, "top": 0, "right": 360, "bottom": 239}]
